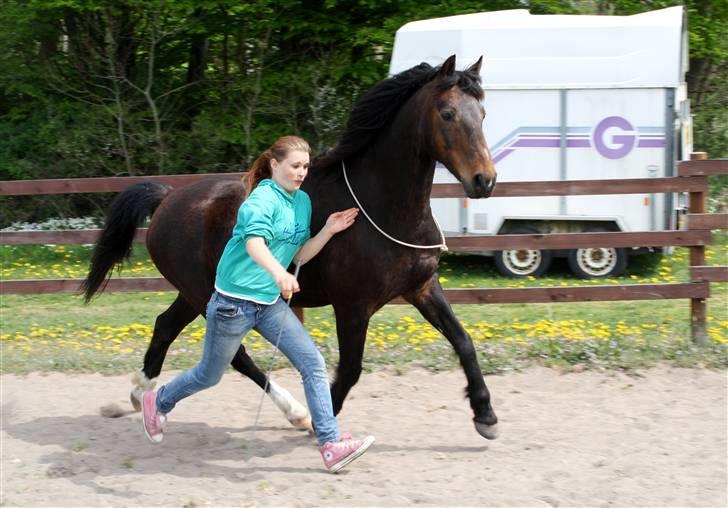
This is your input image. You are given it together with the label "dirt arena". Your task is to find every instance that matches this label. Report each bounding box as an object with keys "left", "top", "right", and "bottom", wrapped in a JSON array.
[{"left": 1, "top": 366, "right": 726, "bottom": 507}]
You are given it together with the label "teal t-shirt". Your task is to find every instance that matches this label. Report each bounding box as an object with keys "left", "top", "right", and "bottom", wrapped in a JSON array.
[{"left": 215, "top": 179, "right": 312, "bottom": 304}]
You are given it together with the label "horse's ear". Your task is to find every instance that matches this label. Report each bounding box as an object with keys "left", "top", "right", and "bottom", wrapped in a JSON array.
[
  {"left": 467, "top": 56, "right": 483, "bottom": 75},
  {"left": 438, "top": 55, "right": 457, "bottom": 78}
]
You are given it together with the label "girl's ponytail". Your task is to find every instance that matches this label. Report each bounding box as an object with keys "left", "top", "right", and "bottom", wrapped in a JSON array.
[
  {"left": 243, "top": 149, "right": 273, "bottom": 196},
  {"left": 242, "top": 136, "right": 310, "bottom": 197}
]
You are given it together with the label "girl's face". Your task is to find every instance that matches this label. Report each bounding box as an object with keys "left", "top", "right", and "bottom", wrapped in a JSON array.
[{"left": 270, "top": 150, "right": 310, "bottom": 193}]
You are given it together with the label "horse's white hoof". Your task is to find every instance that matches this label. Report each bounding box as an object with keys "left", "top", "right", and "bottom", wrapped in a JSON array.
[
  {"left": 267, "top": 380, "right": 312, "bottom": 431},
  {"left": 289, "top": 415, "right": 313, "bottom": 432},
  {"left": 130, "top": 371, "right": 157, "bottom": 413},
  {"left": 475, "top": 421, "right": 499, "bottom": 440},
  {"left": 130, "top": 390, "right": 142, "bottom": 412}
]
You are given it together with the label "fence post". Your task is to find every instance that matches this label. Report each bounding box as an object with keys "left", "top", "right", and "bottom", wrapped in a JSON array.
[{"left": 689, "top": 152, "right": 708, "bottom": 345}]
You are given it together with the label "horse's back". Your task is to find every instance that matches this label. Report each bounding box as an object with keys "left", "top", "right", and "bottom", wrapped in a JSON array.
[{"left": 147, "top": 175, "right": 244, "bottom": 310}]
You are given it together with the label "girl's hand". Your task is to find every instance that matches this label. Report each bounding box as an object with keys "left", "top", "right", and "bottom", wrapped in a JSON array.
[
  {"left": 293, "top": 208, "right": 359, "bottom": 266},
  {"left": 275, "top": 270, "right": 300, "bottom": 300},
  {"left": 324, "top": 208, "right": 359, "bottom": 235}
]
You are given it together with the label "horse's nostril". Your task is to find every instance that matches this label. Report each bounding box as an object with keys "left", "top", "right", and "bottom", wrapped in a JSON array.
[
  {"left": 474, "top": 173, "right": 485, "bottom": 190},
  {"left": 487, "top": 175, "right": 497, "bottom": 192}
]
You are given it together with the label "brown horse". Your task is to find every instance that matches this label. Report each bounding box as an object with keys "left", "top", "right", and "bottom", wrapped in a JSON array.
[{"left": 83, "top": 55, "right": 499, "bottom": 439}]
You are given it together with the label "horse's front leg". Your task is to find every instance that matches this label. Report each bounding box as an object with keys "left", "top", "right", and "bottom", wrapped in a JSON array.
[
  {"left": 330, "top": 305, "right": 371, "bottom": 415},
  {"left": 405, "top": 276, "right": 499, "bottom": 439}
]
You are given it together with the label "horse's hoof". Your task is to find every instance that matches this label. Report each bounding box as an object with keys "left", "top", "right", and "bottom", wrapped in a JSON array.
[
  {"left": 130, "top": 371, "right": 157, "bottom": 413},
  {"left": 474, "top": 421, "right": 499, "bottom": 440},
  {"left": 130, "top": 389, "right": 142, "bottom": 412},
  {"left": 266, "top": 379, "right": 312, "bottom": 431},
  {"left": 289, "top": 415, "right": 313, "bottom": 432}
]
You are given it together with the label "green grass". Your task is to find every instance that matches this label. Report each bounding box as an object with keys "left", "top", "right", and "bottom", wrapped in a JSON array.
[
  {"left": 1, "top": 237, "right": 726, "bottom": 375},
  {"left": 1, "top": 243, "right": 157, "bottom": 280}
]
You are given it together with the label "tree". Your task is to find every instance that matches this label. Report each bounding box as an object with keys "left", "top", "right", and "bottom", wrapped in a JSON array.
[{"left": 1, "top": 0, "right": 725, "bottom": 224}]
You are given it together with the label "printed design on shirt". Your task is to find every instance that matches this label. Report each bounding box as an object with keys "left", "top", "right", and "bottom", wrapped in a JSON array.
[{"left": 279, "top": 223, "right": 308, "bottom": 246}]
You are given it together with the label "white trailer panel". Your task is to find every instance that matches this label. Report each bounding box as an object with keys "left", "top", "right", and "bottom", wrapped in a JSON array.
[{"left": 390, "top": 6, "right": 690, "bottom": 277}]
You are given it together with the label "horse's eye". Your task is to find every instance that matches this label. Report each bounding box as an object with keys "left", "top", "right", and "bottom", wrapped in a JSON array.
[{"left": 441, "top": 110, "right": 455, "bottom": 121}]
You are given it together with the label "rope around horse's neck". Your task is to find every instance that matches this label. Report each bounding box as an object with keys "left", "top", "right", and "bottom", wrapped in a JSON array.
[{"left": 342, "top": 160, "right": 448, "bottom": 252}]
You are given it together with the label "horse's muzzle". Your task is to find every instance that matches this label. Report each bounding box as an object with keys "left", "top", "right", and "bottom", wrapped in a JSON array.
[{"left": 467, "top": 172, "right": 496, "bottom": 199}]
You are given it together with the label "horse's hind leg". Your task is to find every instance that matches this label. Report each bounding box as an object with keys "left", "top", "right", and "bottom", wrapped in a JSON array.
[
  {"left": 230, "top": 346, "right": 312, "bottom": 431},
  {"left": 131, "top": 293, "right": 311, "bottom": 430},
  {"left": 405, "top": 276, "right": 499, "bottom": 440},
  {"left": 130, "top": 293, "right": 199, "bottom": 411}
]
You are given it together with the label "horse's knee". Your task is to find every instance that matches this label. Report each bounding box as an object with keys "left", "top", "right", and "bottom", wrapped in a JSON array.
[
  {"left": 330, "top": 363, "right": 362, "bottom": 412},
  {"left": 337, "top": 363, "right": 362, "bottom": 386}
]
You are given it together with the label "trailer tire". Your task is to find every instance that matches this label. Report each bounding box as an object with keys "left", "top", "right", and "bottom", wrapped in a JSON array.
[
  {"left": 568, "top": 228, "right": 627, "bottom": 279},
  {"left": 494, "top": 227, "right": 552, "bottom": 277}
]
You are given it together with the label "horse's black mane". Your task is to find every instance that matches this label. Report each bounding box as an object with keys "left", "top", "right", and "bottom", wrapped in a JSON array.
[{"left": 313, "top": 61, "right": 483, "bottom": 171}]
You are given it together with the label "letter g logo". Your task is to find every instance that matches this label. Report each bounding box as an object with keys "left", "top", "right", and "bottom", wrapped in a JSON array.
[{"left": 592, "top": 116, "right": 636, "bottom": 160}]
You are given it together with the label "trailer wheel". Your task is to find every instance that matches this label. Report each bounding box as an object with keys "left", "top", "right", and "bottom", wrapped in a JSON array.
[
  {"left": 494, "top": 227, "right": 552, "bottom": 277},
  {"left": 568, "top": 228, "right": 627, "bottom": 278}
]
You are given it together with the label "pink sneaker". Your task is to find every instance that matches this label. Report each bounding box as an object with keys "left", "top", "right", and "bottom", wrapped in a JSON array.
[
  {"left": 141, "top": 391, "right": 166, "bottom": 443},
  {"left": 320, "top": 434, "right": 375, "bottom": 473}
]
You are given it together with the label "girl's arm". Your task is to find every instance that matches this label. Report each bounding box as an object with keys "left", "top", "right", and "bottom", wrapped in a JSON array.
[
  {"left": 246, "top": 237, "right": 300, "bottom": 298},
  {"left": 296, "top": 208, "right": 358, "bottom": 265},
  {"left": 246, "top": 207, "right": 358, "bottom": 299}
]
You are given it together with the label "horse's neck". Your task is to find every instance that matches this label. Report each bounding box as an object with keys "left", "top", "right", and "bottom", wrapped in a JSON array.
[
  {"left": 343, "top": 92, "right": 438, "bottom": 231},
  {"left": 351, "top": 136, "right": 436, "bottom": 228}
]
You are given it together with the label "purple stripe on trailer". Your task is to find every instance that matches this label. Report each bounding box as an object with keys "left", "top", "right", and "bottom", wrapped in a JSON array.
[
  {"left": 493, "top": 149, "right": 515, "bottom": 163},
  {"left": 637, "top": 139, "right": 666, "bottom": 148},
  {"left": 512, "top": 139, "right": 561, "bottom": 148},
  {"left": 491, "top": 121, "right": 666, "bottom": 163},
  {"left": 567, "top": 139, "right": 591, "bottom": 147}
]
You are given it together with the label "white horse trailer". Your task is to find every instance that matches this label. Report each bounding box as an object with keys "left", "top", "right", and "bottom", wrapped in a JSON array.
[{"left": 390, "top": 6, "right": 693, "bottom": 277}]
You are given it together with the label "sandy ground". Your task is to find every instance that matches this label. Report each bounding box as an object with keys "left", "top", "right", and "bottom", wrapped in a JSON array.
[{"left": 1, "top": 366, "right": 726, "bottom": 508}]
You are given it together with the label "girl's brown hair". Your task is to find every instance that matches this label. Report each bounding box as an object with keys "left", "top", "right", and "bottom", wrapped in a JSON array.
[{"left": 243, "top": 135, "right": 310, "bottom": 196}]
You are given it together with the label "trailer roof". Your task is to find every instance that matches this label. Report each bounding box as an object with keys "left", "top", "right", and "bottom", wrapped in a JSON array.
[{"left": 390, "top": 7, "right": 687, "bottom": 89}]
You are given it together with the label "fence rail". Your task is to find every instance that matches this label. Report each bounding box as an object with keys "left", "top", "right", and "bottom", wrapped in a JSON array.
[
  {"left": 0, "top": 173, "right": 233, "bottom": 196},
  {"left": 0, "top": 278, "right": 709, "bottom": 303},
  {"left": 0, "top": 229, "right": 714, "bottom": 249},
  {"left": 677, "top": 159, "right": 728, "bottom": 176},
  {"left": 0, "top": 229, "right": 146, "bottom": 245},
  {"left": 0, "top": 174, "right": 711, "bottom": 198},
  {"left": 2, "top": 153, "right": 726, "bottom": 344},
  {"left": 687, "top": 213, "right": 728, "bottom": 230},
  {"left": 690, "top": 266, "right": 728, "bottom": 283}
]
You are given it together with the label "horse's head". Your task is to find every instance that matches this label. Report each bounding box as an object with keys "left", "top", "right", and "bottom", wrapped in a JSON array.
[{"left": 426, "top": 55, "right": 496, "bottom": 199}]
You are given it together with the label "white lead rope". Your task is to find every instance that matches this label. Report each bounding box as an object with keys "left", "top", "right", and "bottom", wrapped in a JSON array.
[
  {"left": 251, "top": 260, "right": 302, "bottom": 438},
  {"left": 342, "top": 160, "right": 448, "bottom": 251},
  {"left": 252, "top": 160, "right": 447, "bottom": 436}
]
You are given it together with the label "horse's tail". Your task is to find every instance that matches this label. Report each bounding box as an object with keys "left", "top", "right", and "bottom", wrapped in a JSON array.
[{"left": 81, "top": 182, "right": 171, "bottom": 302}]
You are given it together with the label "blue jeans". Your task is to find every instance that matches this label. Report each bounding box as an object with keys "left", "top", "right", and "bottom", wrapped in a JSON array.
[{"left": 156, "top": 291, "right": 339, "bottom": 445}]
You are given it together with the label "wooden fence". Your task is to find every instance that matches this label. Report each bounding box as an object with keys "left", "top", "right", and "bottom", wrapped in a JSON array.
[{"left": 1, "top": 153, "right": 726, "bottom": 344}]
